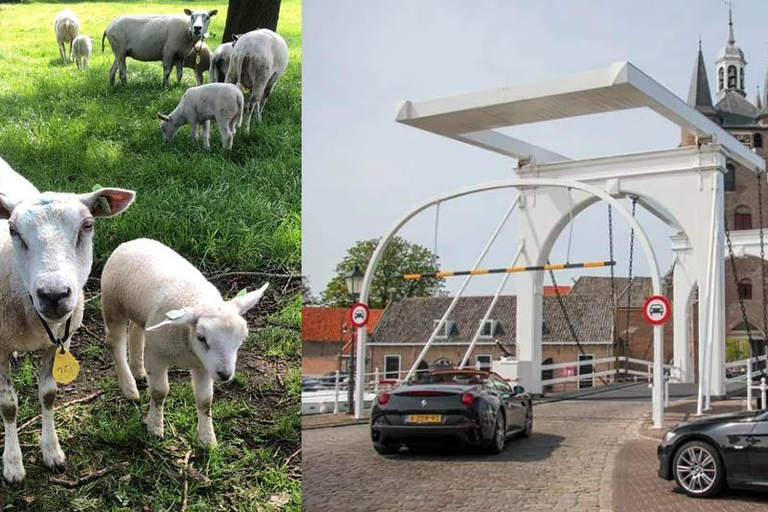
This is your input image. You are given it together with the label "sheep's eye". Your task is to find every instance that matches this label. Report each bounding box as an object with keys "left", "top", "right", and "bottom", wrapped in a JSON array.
[
  {"left": 8, "top": 225, "right": 28, "bottom": 251},
  {"left": 81, "top": 220, "right": 94, "bottom": 232},
  {"left": 197, "top": 335, "right": 207, "bottom": 344}
]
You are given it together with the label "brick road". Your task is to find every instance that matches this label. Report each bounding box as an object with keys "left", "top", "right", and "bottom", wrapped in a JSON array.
[{"left": 302, "top": 400, "right": 646, "bottom": 511}]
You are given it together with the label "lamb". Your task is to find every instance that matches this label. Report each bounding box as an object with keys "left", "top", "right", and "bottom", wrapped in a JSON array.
[
  {"left": 102, "top": 9, "right": 217, "bottom": 86},
  {"left": 53, "top": 10, "right": 80, "bottom": 64},
  {"left": 0, "top": 155, "right": 135, "bottom": 483},
  {"left": 225, "top": 29, "right": 289, "bottom": 134},
  {"left": 101, "top": 238, "right": 268, "bottom": 448},
  {"left": 183, "top": 42, "right": 212, "bottom": 86},
  {"left": 157, "top": 83, "right": 244, "bottom": 150},
  {"left": 209, "top": 41, "right": 234, "bottom": 83},
  {"left": 72, "top": 35, "right": 93, "bottom": 70}
]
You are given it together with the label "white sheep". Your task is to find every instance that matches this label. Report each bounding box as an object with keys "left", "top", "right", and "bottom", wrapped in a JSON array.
[
  {"left": 100, "top": 238, "right": 268, "bottom": 447},
  {"left": 157, "top": 83, "right": 244, "bottom": 150},
  {"left": 102, "top": 9, "right": 217, "bottom": 86},
  {"left": 72, "top": 35, "right": 93, "bottom": 70},
  {"left": 225, "top": 29, "right": 289, "bottom": 134},
  {"left": 0, "top": 156, "right": 135, "bottom": 483},
  {"left": 53, "top": 10, "right": 80, "bottom": 64},
  {"left": 183, "top": 42, "right": 212, "bottom": 86},
  {"left": 209, "top": 41, "right": 234, "bottom": 83}
]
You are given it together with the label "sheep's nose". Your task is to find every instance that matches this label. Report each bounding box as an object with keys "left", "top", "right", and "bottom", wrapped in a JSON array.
[
  {"left": 37, "top": 286, "right": 71, "bottom": 310},
  {"left": 217, "top": 371, "right": 232, "bottom": 382}
]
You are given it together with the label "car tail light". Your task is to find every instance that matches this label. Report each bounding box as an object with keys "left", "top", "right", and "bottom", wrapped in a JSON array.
[
  {"left": 378, "top": 392, "right": 390, "bottom": 405},
  {"left": 461, "top": 392, "right": 475, "bottom": 406}
]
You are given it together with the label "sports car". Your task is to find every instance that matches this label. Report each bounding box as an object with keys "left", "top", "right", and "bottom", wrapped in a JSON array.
[
  {"left": 658, "top": 409, "right": 768, "bottom": 497},
  {"left": 370, "top": 369, "right": 533, "bottom": 455}
]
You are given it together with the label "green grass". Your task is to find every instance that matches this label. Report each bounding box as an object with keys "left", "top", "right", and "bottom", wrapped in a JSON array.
[
  {"left": 0, "top": 0, "right": 301, "bottom": 274},
  {"left": 0, "top": 1, "right": 301, "bottom": 510}
]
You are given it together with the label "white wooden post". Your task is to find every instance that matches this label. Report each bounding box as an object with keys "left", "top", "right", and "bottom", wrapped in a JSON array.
[
  {"left": 333, "top": 370, "right": 340, "bottom": 415},
  {"left": 374, "top": 368, "right": 380, "bottom": 395},
  {"left": 747, "top": 359, "right": 753, "bottom": 412}
]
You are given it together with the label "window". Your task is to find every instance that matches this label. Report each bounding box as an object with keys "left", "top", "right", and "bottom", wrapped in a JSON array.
[
  {"left": 384, "top": 355, "right": 401, "bottom": 379},
  {"left": 578, "top": 354, "right": 595, "bottom": 389},
  {"left": 433, "top": 320, "right": 454, "bottom": 338},
  {"left": 479, "top": 319, "right": 498, "bottom": 338},
  {"left": 755, "top": 133, "right": 764, "bottom": 148},
  {"left": 734, "top": 205, "right": 752, "bottom": 230},
  {"left": 728, "top": 65, "right": 737, "bottom": 89},
  {"left": 740, "top": 68, "right": 745, "bottom": 91},
  {"left": 490, "top": 375, "right": 512, "bottom": 392},
  {"left": 718, "top": 67, "right": 724, "bottom": 90},
  {"left": 724, "top": 164, "right": 736, "bottom": 191},
  {"left": 739, "top": 279, "right": 753, "bottom": 300},
  {"left": 475, "top": 354, "right": 492, "bottom": 370}
]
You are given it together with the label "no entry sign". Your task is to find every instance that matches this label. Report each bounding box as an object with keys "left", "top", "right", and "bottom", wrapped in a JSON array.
[
  {"left": 643, "top": 295, "right": 671, "bottom": 326},
  {"left": 350, "top": 302, "right": 370, "bottom": 328}
]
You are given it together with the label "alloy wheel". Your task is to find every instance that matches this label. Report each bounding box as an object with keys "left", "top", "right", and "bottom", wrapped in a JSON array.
[{"left": 675, "top": 445, "right": 717, "bottom": 494}]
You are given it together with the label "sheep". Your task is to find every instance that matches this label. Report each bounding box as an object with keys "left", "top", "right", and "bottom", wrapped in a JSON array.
[
  {"left": 53, "top": 10, "right": 80, "bottom": 64},
  {"left": 183, "top": 42, "right": 212, "bottom": 86},
  {"left": 0, "top": 155, "right": 135, "bottom": 483},
  {"left": 209, "top": 41, "right": 234, "bottom": 83},
  {"left": 100, "top": 238, "right": 268, "bottom": 447},
  {"left": 72, "top": 35, "right": 93, "bottom": 70},
  {"left": 102, "top": 9, "right": 217, "bottom": 86},
  {"left": 157, "top": 83, "right": 244, "bottom": 150},
  {"left": 225, "top": 29, "right": 289, "bottom": 135}
]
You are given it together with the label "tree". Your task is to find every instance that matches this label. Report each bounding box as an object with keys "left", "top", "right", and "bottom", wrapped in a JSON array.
[
  {"left": 321, "top": 237, "right": 444, "bottom": 309},
  {"left": 222, "top": 0, "right": 281, "bottom": 44}
]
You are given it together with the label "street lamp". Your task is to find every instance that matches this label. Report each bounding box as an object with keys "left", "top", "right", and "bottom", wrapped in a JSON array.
[{"left": 344, "top": 265, "right": 364, "bottom": 414}]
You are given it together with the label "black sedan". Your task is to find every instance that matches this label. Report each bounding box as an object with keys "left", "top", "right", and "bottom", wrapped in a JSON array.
[
  {"left": 658, "top": 409, "right": 768, "bottom": 497},
  {"left": 370, "top": 369, "right": 533, "bottom": 455}
]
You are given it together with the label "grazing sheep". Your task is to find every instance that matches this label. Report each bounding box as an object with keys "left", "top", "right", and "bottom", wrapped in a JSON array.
[
  {"left": 102, "top": 9, "right": 217, "bottom": 86},
  {"left": 0, "top": 156, "right": 135, "bottom": 483},
  {"left": 72, "top": 35, "right": 93, "bottom": 70},
  {"left": 225, "top": 29, "right": 289, "bottom": 134},
  {"left": 101, "top": 238, "right": 268, "bottom": 447},
  {"left": 157, "top": 83, "right": 244, "bottom": 150},
  {"left": 183, "top": 42, "right": 212, "bottom": 86},
  {"left": 53, "top": 10, "right": 80, "bottom": 64},
  {"left": 209, "top": 41, "right": 234, "bottom": 83}
]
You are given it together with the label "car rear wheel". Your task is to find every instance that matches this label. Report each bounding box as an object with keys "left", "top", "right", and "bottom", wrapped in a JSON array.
[
  {"left": 672, "top": 441, "right": 724, "bottom": 498},
  {"left": 484, "top": 410, "right": 506, "bottom": 454},
  {"left": 373, "top": 443, "right": 399, "bottom": 455},
  {"left": 522, "top": 403, "right": 533, "bottom": 438}
]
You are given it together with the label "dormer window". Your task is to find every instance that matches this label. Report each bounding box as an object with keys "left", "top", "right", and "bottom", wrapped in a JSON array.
[
  {"left": 728, "top": 65, "right": 737, "bottom": 89},
  {"left": 433, "top": 320, "right": 455, "bottom": 338},
  {"left": 479, "top": 319, "right": 499, "bottom": 338},
  {"left": 718, "top": 67, "right": 724, "bottom": 90}
]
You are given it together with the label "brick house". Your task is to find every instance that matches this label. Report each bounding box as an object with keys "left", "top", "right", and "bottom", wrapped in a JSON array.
[{"left": 302, "top": 307, "right": 383, "bottom": 376}]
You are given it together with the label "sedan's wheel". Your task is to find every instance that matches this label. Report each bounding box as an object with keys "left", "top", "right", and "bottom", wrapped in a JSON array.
[
  {"left": 373, "top": 443, "right": 398, "bottom": 455},
  {"left": 484, "top": 410, "right": 505, "bottom": 454},
  {"left": 672, "top": 441, "right": 724, "bottom": 498},
  {"left": 522, "top": 404, "right": 533, "bottom": 438}
]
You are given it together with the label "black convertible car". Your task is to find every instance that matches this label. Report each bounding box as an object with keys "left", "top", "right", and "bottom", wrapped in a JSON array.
[
  {"left": 370, "top": 369, "right": 532, "bottom": 455},
  {"left": 658, "top": 409, "right": 768, "bottom": 497}
]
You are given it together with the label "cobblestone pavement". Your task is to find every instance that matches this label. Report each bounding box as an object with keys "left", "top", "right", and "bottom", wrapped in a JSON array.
[
  {"left": 302, "top": 400, "right": 646, "bottom": 512},
  {"left": 614, "top": 436, "right": 768, "bottom": 511}
]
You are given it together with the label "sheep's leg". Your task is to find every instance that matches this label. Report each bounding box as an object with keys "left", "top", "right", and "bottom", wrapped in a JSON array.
[
  {"left": 128, "top": 322, "right": 146, "bottom": 382},
  {"left": 162, "top": 59, "right": 173, "bottom": 87},
  {"left": 190, "top": 120, "right": 199, "bottom": 142},
  {"left": 109, "top": 59, "right": 118, "bottom": 86},
  {"left": 190, "top": 368, "right": 216, "bottom": 448},
  {"left": 59, "top": 43, "right": 67, "bottom": 64},
  {"left": 0, "top": 355, "right": 24, "bottom": 483},
  {"left": 68, "top": 42, "right": 73, "bottom": 62},
  {"left": 39, "top": 346, "right": 66, "bottom": 472},
  {"left": 145, "top": 361, "right": 169, "bottom": 438},
  {"left": 243, "top": 94, "right": 259, "bottom": 136},
  {"left": 260, "top": 76, "right": 277, "bottom": 116},
  {"left": 118, "top": 54, "right": 128, "bottom": 85},
  {"left": 105, "top": 317, "right": 140, "bottom": 401},
  {"left": 202, "top": 120, "right": 211, "bottom": 151},
  {"left": 175, "top": 61, "right": 183, "bottom": 86},
  {"left": 84, "top": 55, "right": 89, "bottom": 69}
]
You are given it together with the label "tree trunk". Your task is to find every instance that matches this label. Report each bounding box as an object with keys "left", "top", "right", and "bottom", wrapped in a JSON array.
[{"left": 222, "top": 0, "right": 282, "bottom": 44}]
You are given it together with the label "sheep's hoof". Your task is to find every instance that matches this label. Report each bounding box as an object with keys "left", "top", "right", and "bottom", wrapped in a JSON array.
[
  {"left": 122, "top": 387, "right": 141, "bottom": 402},
  {"left": 44, "top": 458, "right": 67, "bottom": 474},
  {"left": 3, "top": 464, "right": 25, "bottom": 485},
  {"left": 135, "top": 377, "right": 148, "bottom": 390}
]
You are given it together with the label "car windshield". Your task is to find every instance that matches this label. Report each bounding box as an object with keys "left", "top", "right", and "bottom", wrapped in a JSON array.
[{"left": 408, "top": 371, "right": 489, "bottom": 386}]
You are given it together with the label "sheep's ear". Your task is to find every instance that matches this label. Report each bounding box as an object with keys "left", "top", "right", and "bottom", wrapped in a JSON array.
[
  {"left": 157, "top": 112, "right": 170, "bottom": 121},
  {"left": 229, "top": 282, "right": 269, "bottom": 316},
  {"left": 183, "top": 8, "right": 192, "bottom": 16},
  {"left": 79, "top": 188, "right": 135, "bottom": 217},
  {"left": 232, "top": 34, "right": 241, "bottom": 42},
  {"left": 146, "top": 308, "right": 197, "bottom": 331},
  {"left": 208, "top": 9, "right": 218, "bottom": 16},
  {"left": 0, "top": 192, "right": 22, "bottom": 220}
]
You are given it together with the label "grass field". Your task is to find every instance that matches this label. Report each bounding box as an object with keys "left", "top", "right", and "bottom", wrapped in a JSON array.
[{"left": 0, "top": 1, "right": 301, "bottom": 510}]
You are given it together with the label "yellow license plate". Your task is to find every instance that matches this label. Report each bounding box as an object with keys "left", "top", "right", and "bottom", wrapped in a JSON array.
[{"left": 405, "top": 414, "right": 442, "bottom": 424}]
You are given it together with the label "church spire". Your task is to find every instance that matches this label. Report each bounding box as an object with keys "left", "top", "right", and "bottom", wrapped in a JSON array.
[
  {"left": 757, "top": 86, "right": 763, "bottom": 110},
  {"left": 716, "top": 2, "right": 747, "bottom": 99},
  {"left": 688, "top": 40, "right": 714, "bottom": 113},
  {"left": 728, "top": 2, "right": 735, "bottom": 44}
]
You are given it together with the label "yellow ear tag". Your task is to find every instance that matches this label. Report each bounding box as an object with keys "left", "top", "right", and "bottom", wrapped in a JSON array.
[{"left": 53, "top": 348, "right": 80, "bottom": 384}]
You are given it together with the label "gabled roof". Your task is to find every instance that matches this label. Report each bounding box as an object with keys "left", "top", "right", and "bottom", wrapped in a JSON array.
[
  {"left": 370, "top": 294, "right": 613, "bottom": 345},
  {"left": 569, "top": 276, "right": 653, "bottom": 308},
  {"left": 301, "top": 307, "right": 383, "bottom": 344},
  {"left": 715, "top": 91, "right": 760, "bottom": 126}
]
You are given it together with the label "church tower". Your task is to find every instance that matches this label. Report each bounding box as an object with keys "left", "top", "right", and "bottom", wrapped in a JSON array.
[{"left": 715, "top": 5, "right": 747, "bottom": 100}]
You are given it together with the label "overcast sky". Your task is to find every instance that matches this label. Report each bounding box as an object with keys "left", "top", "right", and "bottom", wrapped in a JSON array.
[{"left": 303, "top": 0, "right": 768, "bottom": 299}]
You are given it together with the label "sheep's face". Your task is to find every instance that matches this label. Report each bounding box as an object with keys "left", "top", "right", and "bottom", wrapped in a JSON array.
[
  {"left": 0, "top": 189, "right": 135, "bottom": 323},
  {"left": 183, "top": 9, "right": 217, "bottom": 39},
  {"left": 147, "top": 283, "right": 269, "bottom": 382}
]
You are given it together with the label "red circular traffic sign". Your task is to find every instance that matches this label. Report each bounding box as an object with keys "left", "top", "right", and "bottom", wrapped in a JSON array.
[
  {"left": 350, "top": 302, "right": 369, "bottom": 328},
  {"left": 643, "top": 295, "right": 671, "bottom": 326}
]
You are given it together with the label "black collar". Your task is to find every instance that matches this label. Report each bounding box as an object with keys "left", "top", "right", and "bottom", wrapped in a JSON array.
[{"left": 29, "top": 296, "right": 72, "bottom": 348}]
